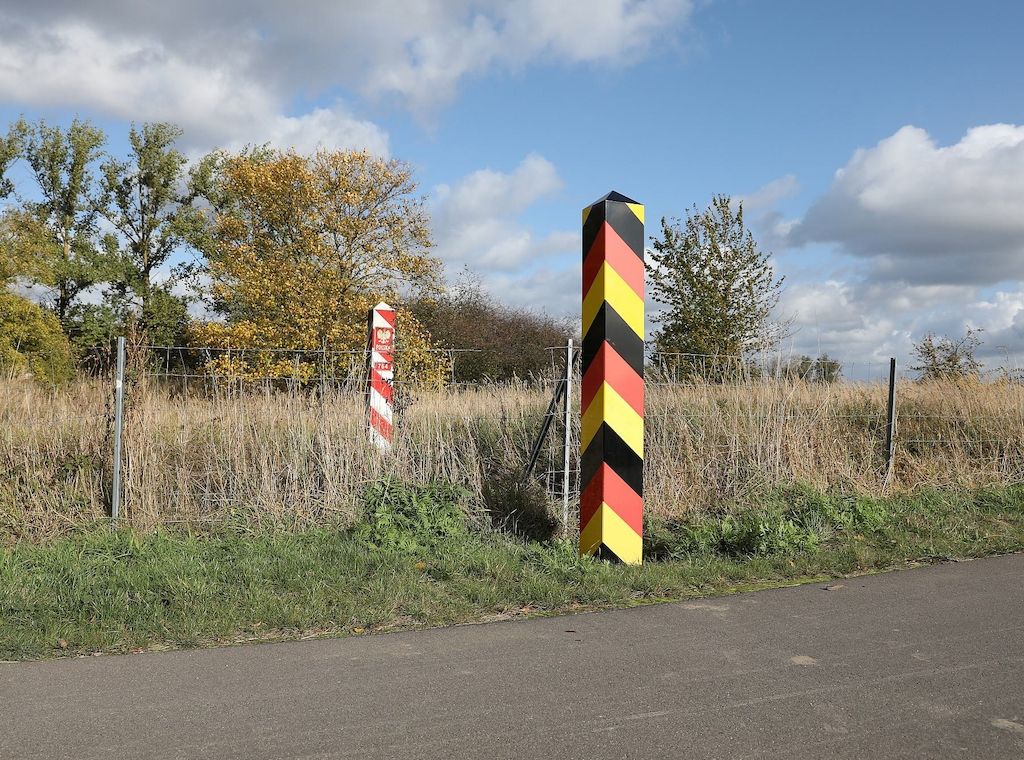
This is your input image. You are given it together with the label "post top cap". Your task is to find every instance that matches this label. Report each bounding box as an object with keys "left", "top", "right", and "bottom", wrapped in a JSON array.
[
  {"left": 373, "top": 301, "right": 393, "bottom": 311},
  {"left": 586, "top": 190, "right": 640, "bottom": 207}
]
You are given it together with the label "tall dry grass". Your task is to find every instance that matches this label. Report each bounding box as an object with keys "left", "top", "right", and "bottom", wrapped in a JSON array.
[
  {"left": 122, "top": 381, "right": 544, "bottom": 530},
  {"left": 3, "top": 372, "right": 1024, "bottom": 540},
  {"left": 0, "top": 377, "right": 111, "bottom": 537},
  {"left": 645, "top": 378, "right": 1024, "bottom": 517}
]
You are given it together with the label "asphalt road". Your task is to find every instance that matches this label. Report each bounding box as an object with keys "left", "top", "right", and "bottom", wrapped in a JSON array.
[{"left": 3, "top": 554, "right": 1024, "bottom": 759}]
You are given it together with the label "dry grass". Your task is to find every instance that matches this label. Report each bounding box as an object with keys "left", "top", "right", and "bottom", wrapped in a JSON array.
[
  {"left": 0, "top": 378, "right": 111, "bottom": 538},
  {"left": 646, "top": 379, "right": 1024, "bottom": 516},
  {"left": 3, "top": 372, "right": 1024, "bottom": 540},
  {"left": 122, "top": 381, "right": 543, "bottom": 530}
]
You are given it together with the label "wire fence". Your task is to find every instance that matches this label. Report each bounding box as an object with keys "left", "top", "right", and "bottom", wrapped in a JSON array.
[{"left": 4, "top": 340, "right": 1024, "bottom": 539}]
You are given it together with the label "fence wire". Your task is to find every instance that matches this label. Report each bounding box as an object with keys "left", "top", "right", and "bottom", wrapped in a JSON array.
[{"left": 5, "top": 342, "right": 1024, "bottom": 536}]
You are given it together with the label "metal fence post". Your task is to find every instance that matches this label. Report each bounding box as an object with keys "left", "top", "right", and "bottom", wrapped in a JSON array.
[
  {"left": 562, "top": 338, "right": 573, "bottom": 535},
  {"left": 884, "top": 357, "right": 897, "bottom": 486},
  {"left": 111, "top": 336, "right": 126, "bottom": 521}
]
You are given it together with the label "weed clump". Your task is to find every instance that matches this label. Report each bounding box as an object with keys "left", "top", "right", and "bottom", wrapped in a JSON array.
[
  {"left": 646, "top": 483, "right": 891, "bottom": 559},
  {"left": 354, "top": 478, "right": 472, "bottom": 551},
  {"left": 481, "top": 465, "right": 558, "bottom": 541}
]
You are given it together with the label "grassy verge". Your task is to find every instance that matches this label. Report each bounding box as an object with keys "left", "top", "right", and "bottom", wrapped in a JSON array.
[{"left": 3, "top": 481, "right": 1024, "bottom": 661}]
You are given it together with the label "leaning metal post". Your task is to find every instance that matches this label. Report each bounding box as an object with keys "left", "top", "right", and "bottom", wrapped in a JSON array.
[
  {"left": 580, "top": 191, "right": 645, "bottom": 564},
  {"left": 524, "top": 380, "right": 566, "bottom": 481}
]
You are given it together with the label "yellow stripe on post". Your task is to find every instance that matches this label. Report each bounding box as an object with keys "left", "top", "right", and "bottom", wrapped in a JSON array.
[
  {"left": 582, "top": 262, "right": 645, "bottom": 339},
  {"left": 626, "top": 203, "right": 645, "bottom": 224},
  {"left": 580, "top": 382, "right": 644, "bottom": 457},
  {"left": 580, "top": 504, "right": 643, "bottom": 565}
]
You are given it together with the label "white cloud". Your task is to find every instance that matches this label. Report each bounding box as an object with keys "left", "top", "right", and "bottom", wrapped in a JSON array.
[
  {"left": 486, "top": 266, "right": 580, "bottom": 316},
  {"left": 0, "top": 2, "right": 695, "bottom": 151},
  {"left": 432, "top": 154, "right": 577, "bottom": 273},
  {"left": 429, "top": 153, "right": 580, "bottom": 315},
  {"left": 736, "top": 174, "right": 801, "bottom": 252},
  {"left": 776, "top": 276, "right": 1024, "bottom": 375},
  {"left": 0, "top": 20, "right": 389, "bottom": 155},
  {"left": 364, "top": 0, "right": 695, "bottom": 112},
  {"left": 230, "top": 106, "right": 390, "bottom": 157},
  {"left": 790, "top": 124, "right": 1024, "bottom": 285},
  {"left": 779, "top": 280, "right": 908, "bottom": 372},
  {"left": 738, "top": 174, "right": 799, "bottom": 212},
  {"left": 962, "top": 290, "right": 1024, "bottom": 364},
  {"left": 762, "top": 124, "right": 1024, "bottom": 373}
]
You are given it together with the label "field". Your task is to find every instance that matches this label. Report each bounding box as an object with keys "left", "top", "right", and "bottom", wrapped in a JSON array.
[{"left": 3, "top": 372, "right": 1023, "bottom": 540}]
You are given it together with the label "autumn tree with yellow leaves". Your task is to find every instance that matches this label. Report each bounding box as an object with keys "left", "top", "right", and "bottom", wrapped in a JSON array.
[{"left": 186, "top": 148, "right": 449, "bottom": 385}]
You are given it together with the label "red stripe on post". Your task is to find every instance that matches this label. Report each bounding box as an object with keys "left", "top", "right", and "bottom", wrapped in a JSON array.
[
  {"left": 371, "top": 373, "right": 393, "bottom": 402},
  {"left": 369, "top": 407, "right": 393, "bottom": 439},
  {"left": 582, "top": 222, "right": 645, "bottom": 298},
  {"left": 579, "top": 463, "right": 644, "bottom": 535},
  {"left": 580, "top": 342, "right": 645, "bottom": 416}
]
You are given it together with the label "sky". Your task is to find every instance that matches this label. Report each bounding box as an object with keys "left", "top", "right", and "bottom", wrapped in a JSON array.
[{"left": 1, "top": 0, "right": 1023, "bottom": 377}]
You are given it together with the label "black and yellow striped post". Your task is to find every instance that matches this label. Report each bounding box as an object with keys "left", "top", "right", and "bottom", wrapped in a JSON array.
[{"left": 580, "top": 191, "right": 644, "bottom": 564}]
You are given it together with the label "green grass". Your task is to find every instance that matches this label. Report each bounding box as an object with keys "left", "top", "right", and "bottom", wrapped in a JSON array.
[{"left": 3, "top": 481, "right": 1024, "bottom": 661}]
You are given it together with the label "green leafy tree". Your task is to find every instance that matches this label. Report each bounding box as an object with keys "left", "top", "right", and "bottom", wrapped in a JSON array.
[
  {"left": 781, "top": 353, "right": 842, "bottom": 383},
  {"left": 100, "top": 123, "right": 190, "bottom": 340},
  {"left": 782, "top": 354, "right": 814, "bottom": 381},
  {"left": 813, "top": 353, "right": 842, "bottom": 383},
  {"left": 0, "top": 128, "right": 19, "bottom": 200},
  {"left": 911, "top": 329, "right": 983, "bottom": 381},
  {"left": 7, "top": 118, "right": 115, "bottom": 327},
  {"left": 0, "top": 211, "right": 49, "bottom": 285},
  {"left": 65, "top": 303, "right": 121, "bottom": 350},
  {"left": 139, "top": 287, "right": 190, "bottom": 346},
  {"left": 648, "top": 195, "right": 785, "bottom": 368}
]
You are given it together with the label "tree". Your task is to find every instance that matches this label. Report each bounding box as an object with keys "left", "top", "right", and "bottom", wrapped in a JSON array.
[
  {"left": 0, "top": 128, "right": 18, "bottom": 200},
  {"left": 410, "top": 270, "right": 571, "bottom": 383},
  {"left": 6, "top": 118, "right": 114, "bottom": 328},
  {"left": 99, "top": 122, "right": 190, "bottom": 339},
  {"left": 781, "top": 354, "right": 814, "bottom": 381},
  {"left": 188, "top": 148, "right": 446, "bottom": 384},
  {"left": 0, "top": 140, "right": 76, "bottom": 382},
  {"left": 813, "top": 353, "right": 842, "bottom": 383},
  {"left": 648, "top": 195, "right": 785, "bottom": 365},
  {"left": 0, "top": 210, "right": 51, "bottom": 285},
  {"left": 0, "top": 290, "right": 75, "bottom": 384},
  {"left": 775, "top": 353, "right": 841, "bottom": 383},
  {"left": 911, "top": 329, "right": 983, "bottom": 381}
]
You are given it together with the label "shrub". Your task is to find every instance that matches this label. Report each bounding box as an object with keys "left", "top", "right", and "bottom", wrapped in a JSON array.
[
  {"left": 482, "top": 465, "right": 559, "bottom": 541},
  {"left": 911, "top": 329, "right": 983, "bottom": 381},
  {"left": 409, "top": 272, "right": 570, "bottom": 383},
  {"left": 644, "top": 483, "right": 893, "bottom": 560},
  {"left": 355, "top": 479, "right": 472, "bottom": 551},
  {"left": 0, "top": 291, "right": 74, "bottom": 384}
]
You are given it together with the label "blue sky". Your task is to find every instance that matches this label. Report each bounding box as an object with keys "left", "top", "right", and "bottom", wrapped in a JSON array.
[{"left": 2, "top": 0, "right": 1023, "bottom": 372}]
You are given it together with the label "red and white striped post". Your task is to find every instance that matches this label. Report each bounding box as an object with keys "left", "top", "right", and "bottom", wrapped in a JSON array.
[{"left": 367, "top": 302, "right": 396, "bottom": 452}]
